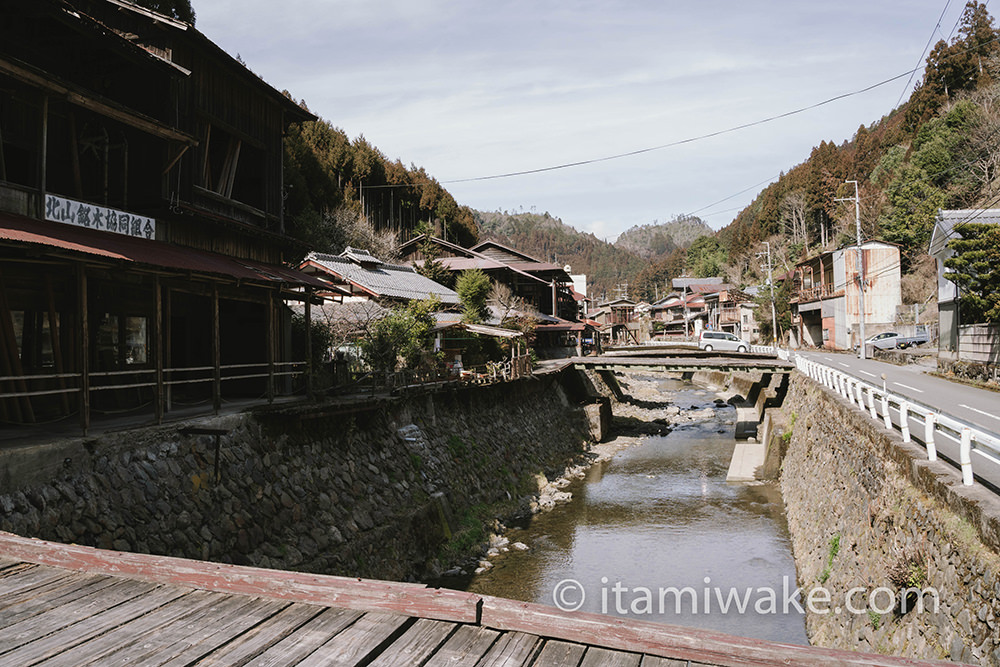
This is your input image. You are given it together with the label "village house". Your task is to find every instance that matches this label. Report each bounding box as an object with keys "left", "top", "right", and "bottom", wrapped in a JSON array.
[
  {"left": 0, "top": 0, "right": 323, "bottom": 433},
  {"left": 398, "top": 235, "right": 578, "bottom": 321},
  {"left": 929, "top": 208, "right": 1000, "bottom": 366},
  {"left": 298, "top": 247, "right": 460, "bottom": 307},
  {"left": 790, "top": 241, "right": 902, "bottom": 350}
]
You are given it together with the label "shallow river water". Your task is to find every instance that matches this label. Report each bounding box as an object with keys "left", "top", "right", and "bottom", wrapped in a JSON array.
[{"left": 466, "top": 378, "right": 809, "bottom": 645}]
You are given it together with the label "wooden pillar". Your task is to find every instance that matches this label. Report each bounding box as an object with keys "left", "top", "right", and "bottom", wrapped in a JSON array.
[
  {"left": 77, "top": 264, "right": 89, "bottom": 435},
  {"left": 266, "top": 291, "right": 275, "bottom": 404},
  {"left": 154, "top": 276, "right": 163, "bottom": 424},
  {"left": 39, "top": 95, "right": 48, "bottom": 198},
  {"left": 163, "top": 287, "right": 174, "bottom": 412},
  {"left": 304, "top": 288, "right": 313, "bottom": 399},
  {"left": 45, "top": 275, "right": 69, "bottom": 414},
  {"left": 0, "top": 269, "right": 28, "bottom": 422},
  {"left": 212, "top": 284, "right": 220, "bottom": 414}
]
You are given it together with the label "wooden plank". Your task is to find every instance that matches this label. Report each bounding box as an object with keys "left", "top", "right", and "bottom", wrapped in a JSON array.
[
  {"left": 83, "top": 593, "right": 285, "bottom": 667},
  {"left": 475, "top": 631, "right": 542, "bottom": 667},
  {"left": 37, "top": 589, "right": 223, "bottom": 667},
  {"left": 640, "top": 657, "right": 698, "bottom": 667},
  {"left": 291, "top": 611, "right": 411, "bottom": 667},
  {"left": 154, "top": 596, "right": 289, "bottom": 666},
  {"left": 0, "top": 584, "right": 190, "bottom": 666},
  {"left": 242, "top": 607, "right": 367, "bottom": 667},
  {"left": 0, "top": 578, "right": 157, "bottom": 651},
  {"left": 479, "top": 595, "right": 950, "bottom": 667},
  {"left": 0, "top": 573, "right": 119, "bottom": 631},
  {"left": 189, "top": 602, "right": 325, "bottom": 666},
  {"left": 0, "top": 532, "right": 479, "bottom": 623},
  {"left": 0, "top": 565, "right": 74, "bottom": 605},
  {"left": 534, "top": 640, "right": 586, "bottom": 667},
  {"left": 365, "top": 618, "right": 457, "bottom": 667},
  {"left": 422, "top": 625, "right": 500, "bottom": 667},
  {"left": 581, "top": 647, "right": 642, "bottom": 667}
]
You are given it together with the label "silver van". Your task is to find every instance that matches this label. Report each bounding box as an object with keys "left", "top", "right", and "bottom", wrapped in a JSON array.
[{"left": 698, "top": 330, "right": 749, "bottom": 353}]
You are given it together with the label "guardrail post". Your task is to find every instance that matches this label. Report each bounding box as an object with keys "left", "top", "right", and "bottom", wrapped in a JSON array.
[
  {"left": 925, "top": 413, "right": 937, "bottom": 461},
  {"left": 855, "top": 382, "right": 866, "bottom": 411},
  {"left": 899, "top": 401, "right": 910, "bottom": 442},
  {"left": 960, "top": 428, "right": 974, "bottom": 486},
  {"left": 881, "top": 394, "right": 892, "bottom": 430},
  {"left": 867, "top": 386, "right": 878, "bottom": 420}
]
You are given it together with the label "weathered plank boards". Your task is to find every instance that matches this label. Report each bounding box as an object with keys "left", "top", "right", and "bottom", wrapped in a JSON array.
[
  {"left": 0, "top": 532, "right": 956, "bottom": 667},
  {"left": 0, "top": 531, "right": 479, "bottom": 623}
]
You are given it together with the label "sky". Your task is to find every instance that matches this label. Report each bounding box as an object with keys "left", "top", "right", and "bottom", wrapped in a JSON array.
[{"left": 197, "top": 1, "right": 973, "bottom": 242}]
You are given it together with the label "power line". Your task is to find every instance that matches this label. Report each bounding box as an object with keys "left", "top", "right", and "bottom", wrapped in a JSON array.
[{"left": 894, "top": 0, "right": 954, "bottom": 111}]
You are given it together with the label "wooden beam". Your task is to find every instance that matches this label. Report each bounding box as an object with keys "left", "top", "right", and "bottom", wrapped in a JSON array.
[
  {"left": 45, "top": 275, "right": 70, "bottom": 415},
  {"left": 0, "top": 57, "right": 198, "bottom": 146},
  {"left": 154, "top": 276, "right": 163, "bottom": 424},
  {"left": 0, "top": 269, "right": 34, "bottom": 423},
  {"left": 304, "top": 287, "right": 312, "bottom": 399},
  {"left": 78, "top": 264, "right": 89, "bottom": 435},
  {"left": 266, "top": 292, "right": 275, "bottom": 404},
  {"left": 212, "top": 283, "right": 220, "bottom": 414}
]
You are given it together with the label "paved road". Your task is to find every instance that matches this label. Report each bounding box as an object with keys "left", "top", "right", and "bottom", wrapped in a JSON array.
[{"left": 794, "top": 349, "right": 1000, "bottom": 490}]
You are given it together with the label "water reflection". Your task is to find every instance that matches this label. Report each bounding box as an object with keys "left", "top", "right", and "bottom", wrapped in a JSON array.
[{"left": 466, "top": 378, "right": 808, "bottom": 645}]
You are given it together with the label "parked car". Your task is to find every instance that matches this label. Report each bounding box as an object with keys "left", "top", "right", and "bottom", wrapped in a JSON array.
[
  {"left": 698, "top": 330, "right": 749, "bottom": 353},
  {"left": 855, "top": 329, "right": 930, "bottom": 353}
]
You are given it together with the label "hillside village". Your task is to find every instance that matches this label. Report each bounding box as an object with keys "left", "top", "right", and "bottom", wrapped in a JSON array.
[{"left": 1, "top": 0, "right": 999, "bottom": 433}]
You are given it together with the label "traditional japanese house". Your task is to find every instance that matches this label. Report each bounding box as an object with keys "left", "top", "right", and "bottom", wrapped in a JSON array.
[
  {"left": 0, "top": 0, "right": 325, "bottom": 434},
  {"left": 398, "top": 235, "right": 578, "bottom": 320}
]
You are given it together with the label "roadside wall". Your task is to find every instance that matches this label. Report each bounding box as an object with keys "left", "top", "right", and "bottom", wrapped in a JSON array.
[
  {"left": 0, "top": 370, "right": 597, "bottom": 581},
  {"left": 779, "top": 374, "right": 1000, "bottom": 664}
]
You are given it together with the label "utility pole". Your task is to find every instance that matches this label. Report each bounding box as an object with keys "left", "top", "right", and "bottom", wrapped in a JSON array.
[
  {"left": 836, "top": 180, "right": 866, "bottom": 358},
  {"left": 759, "top": 242, "right": 778, "bottom": 351}
]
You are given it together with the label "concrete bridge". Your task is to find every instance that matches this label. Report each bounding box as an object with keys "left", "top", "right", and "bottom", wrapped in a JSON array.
[
  {"left": 568, "top": 350, "right": 795, "bottom": 375},
  {"left": 0, "top": 532, "right": 948, "bottom": 666}
]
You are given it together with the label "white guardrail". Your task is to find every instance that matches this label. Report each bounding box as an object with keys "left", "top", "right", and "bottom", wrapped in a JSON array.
[
  {"left": 751, "top": 345, "right": 790, "bottom": 360},
  {"left": 794, "top": 355, "right": 1000, "bottom": 486}
]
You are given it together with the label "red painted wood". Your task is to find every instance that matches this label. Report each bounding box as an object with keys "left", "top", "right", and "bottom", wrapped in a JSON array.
[
  {"left": 478, "top": 596, "right": 952, "bottom": 667},
  {"left": 0, "top": 531, "right": 479, "bottom": 624}
]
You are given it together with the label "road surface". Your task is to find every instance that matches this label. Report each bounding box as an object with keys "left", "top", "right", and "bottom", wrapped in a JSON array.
[{"left": 793, "top": 349, "right": 1000, "bottom": 491}]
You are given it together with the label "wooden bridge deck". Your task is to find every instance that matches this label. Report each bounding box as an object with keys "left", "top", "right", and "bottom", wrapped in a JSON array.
[{"left": 0, "top": 532, "right": 946, "bottom": 667}]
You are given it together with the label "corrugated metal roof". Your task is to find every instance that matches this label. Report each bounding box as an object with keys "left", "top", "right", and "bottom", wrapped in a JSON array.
[
  {"left": 930, "top": 208, "right": 1000, "bottom": 257},
  {"left": 0, "top": 213, "right": 328, "bottom": 289},
  {"left": 304, "top": 252, "right": 461, "bottom": 305}
]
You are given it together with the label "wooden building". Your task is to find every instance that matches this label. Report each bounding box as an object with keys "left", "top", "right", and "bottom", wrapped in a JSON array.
[
  {"left": 398, "top": 235, "right": 578, "bottom": 320},
  {"left": 0, "top": 0, "right": 324, "bottom": 433}
]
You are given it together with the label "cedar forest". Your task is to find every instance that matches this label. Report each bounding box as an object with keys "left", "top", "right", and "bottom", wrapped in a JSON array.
[{"left": 151, "top": 0, "right": 1000, "bottom": 328}]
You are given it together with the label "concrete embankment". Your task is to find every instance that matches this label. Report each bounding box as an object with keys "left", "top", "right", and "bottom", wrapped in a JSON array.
[
  {"left": 0, "top": 370, "right": 605, "bottom": 582},
  {"left": 772, "top": 373, "right": 1000, "bottom": 664}
]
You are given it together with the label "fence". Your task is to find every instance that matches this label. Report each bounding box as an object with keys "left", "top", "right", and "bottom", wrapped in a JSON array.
[
  {"left": 958, "top": 323, "right": 1000, "bottom": 364},
  {"left": 795, "top": 355, "right": 1000, "bottom": 487}
]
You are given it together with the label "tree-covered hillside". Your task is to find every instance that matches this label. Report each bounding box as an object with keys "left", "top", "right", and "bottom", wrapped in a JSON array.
[
  {"left": 720, "top": 0, "right": 1000, "bottom": 314},
  {"left": 615, "top": 215, "right": 712, "bottom": 258}
]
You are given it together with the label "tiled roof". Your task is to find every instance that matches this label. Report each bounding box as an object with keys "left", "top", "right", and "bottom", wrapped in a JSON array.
[{"left": 304, "top": 252, "right": 460, "bottom": 305}]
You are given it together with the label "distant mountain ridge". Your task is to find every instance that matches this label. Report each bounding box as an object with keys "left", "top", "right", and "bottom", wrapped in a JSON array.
[
  {"left": 472, "top": 210, "right": 715, "bottom": 302},
  {"left": 615, "top": 215, "right": 713, "bottom": 257}
]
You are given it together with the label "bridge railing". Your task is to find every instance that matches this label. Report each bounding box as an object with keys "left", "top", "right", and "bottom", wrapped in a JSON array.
[
  {"left": 794, "top": 355, "right": 1000, "bottom": 486},
  {"left": 751, "top": 345, "right": 790, "bottom": 360}
]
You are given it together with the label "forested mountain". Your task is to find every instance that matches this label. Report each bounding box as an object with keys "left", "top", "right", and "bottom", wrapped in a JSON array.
[
  {"left": 474, "top": 210, "right": 647, "bottom": 302},
  {"left": 719, "top": 0, "right": 1000, "bottom": 313},
  {"left": 616, "top": 215, "right": 712, "bottom": 258},
  {"left": 281, "top": 110, "right": 478, "bottom": 258}
]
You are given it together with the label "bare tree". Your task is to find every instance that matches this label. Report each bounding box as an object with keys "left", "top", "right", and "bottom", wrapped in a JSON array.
[
  {"left": 321, "top": 206, "right": 400, "bottom": 261},
  {"left": 781, "top": 191, "right": 808, "bottom": 246}
]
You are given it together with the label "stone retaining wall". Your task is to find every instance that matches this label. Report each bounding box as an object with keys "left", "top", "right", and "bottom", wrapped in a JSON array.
[
  {"left": 0, "top": 370, "right": 597, "bottom": 581},
  {"left": 778, "top": 374, "right": 1000, "bottom": 664}
]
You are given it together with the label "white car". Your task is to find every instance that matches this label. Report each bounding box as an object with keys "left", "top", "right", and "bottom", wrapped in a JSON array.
[{"left": 698, "top": 331, "right": 749, "bottom": 353}]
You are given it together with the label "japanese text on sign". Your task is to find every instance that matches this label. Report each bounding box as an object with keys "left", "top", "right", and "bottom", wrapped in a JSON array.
[{"left": 44, "top": 195, "right": 156, "bottom": 240}]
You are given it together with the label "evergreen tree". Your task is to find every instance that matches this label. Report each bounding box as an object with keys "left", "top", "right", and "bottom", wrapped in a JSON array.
[
  {"left": 944, "top": 222, "right": 1000, "bottom": 322},
  {"left": 456, "top": 269, "right": 492, "bottom": 323}
]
